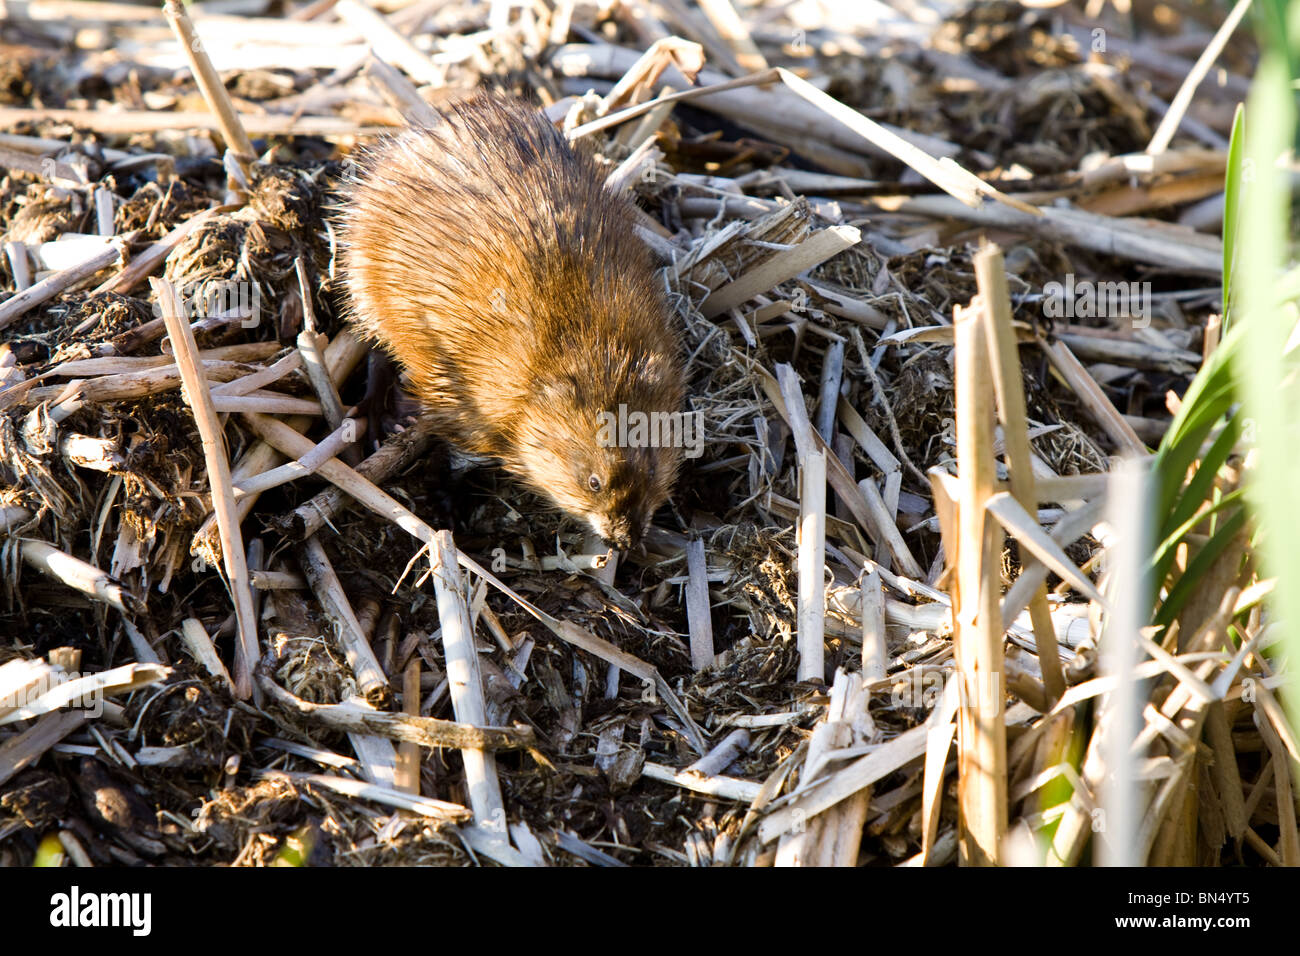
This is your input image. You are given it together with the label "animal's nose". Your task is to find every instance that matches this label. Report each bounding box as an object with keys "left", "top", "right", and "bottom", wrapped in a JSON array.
[{"left": 604, "top": 518, "right": 635, "bottom": 551}]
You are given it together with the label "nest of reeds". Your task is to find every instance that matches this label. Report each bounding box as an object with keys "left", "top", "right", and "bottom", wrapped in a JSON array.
[{"left": 0, "top": 0, "right": 1285, "bottom": 869}]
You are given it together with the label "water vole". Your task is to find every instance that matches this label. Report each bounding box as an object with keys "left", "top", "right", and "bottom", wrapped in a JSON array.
[{"left": 339, "top": 92, "right": 686, "bottom": 549}]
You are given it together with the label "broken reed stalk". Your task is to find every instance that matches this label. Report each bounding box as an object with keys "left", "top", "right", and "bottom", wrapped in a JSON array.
[
  {"left": 293, "top": 332, "right": 353, "bottom": 446},
  {"left": 696, "top": 0, "right": 768, "bottom": 73},
  {"left": 773, "top": 68, "right": 1038, "bottom": 215},
  {"left": 857, "top": 477, "right": 922, "bottom": 577},
  {"left": 30, "top": 361, "right": 262, "bottom": 413},
  {"left": 756, "top": 716, "right": 934, "bottom": 844},
  {"left": 836, "top": 396, "right": 900, "bottom": 474},
  {"left": 775, "top": 364, "right": 826, "bottom": 685},
  {"left": 798, "top": 448, "right": 827, "bottom": 685},
  {"left": 684, "top": 536, "right": 715, "bottom": 670},
  {"left": 298, "top": 536, "right": 388, "bottom": 698},
  {"left": 859, "top": 569, "right": 887, "bottom": 681},
  {"left": 264, "top": 770, "right": 468, "bottom": 823},
  {"left": 1040, "top": 338, "right": 1149, "bottom": 455},
  {"left": 0, "top": 144, "right": 83, "bottom": 184},
  {"left": 179, "top": 618, "right": 235, "bottom": 692},
  {"left": 59, "top": 433, "right": 122, "bottom": 472},
  {"left": 196, "top": 329, "right": 367, "bottom": 547},
  {"left": 685, "top": 728, "right": 751, "bottom": 778},
  {"left": 231, "top": 416, "right": 364, "bottom": 498},
  {"left": 0, "top": 662, "right": 169, "bottom": 728},
  {"left": 4, "top": 241, "right": 30, "bottom": 290},
  {"left": 640, "top": 762, "right": 761, "bottom": 802},
  {"left": 597, "top": 41, "right": 694, "bottom": 116},
  {"left": 619, "top": 86, "right": 680, "bottom": 154},
  {"left": 210, "top": 350, "right": 303, "bottom": 396},
  {"left": 776, "top": 669, "right": 873, "bottom": 866},
  {"left": 812, "top": 677, "right": 873, "bottom": 866},
  {"left": 285, "top": 413, "right": 438, "bottom": 538},
  {"left": 895, "top": 196, "right": 1220, "bottom": 274},
  {"left": 1146, "top": 0, "right": 1252, "bottom": 154},
  {"left": 48, "top": 342, "right": 277, "bottom": 376},
  {"left": 256, "top": 675, "right": 532, "bottom": 751},
  {"left": 701, "top": 225, "right": 860, "bottom": 317},
  {"left": 0, "top": 243, "right": 120, "bottom": 332},
  {"left": 161, "top": 0, "right": 255, "bottom": 179},
  {"left": 242, "top": 411, "right": 434, "bottom": 541},
  {"left": 0, "top": 712, "right": 87, "bottom": 787},
  {"left": 815, "top": 340, "right": 844, "bottom": 441},
  {"left": 921, "top": 474, "right": 961, "bottom": 864},
  {"left": 396, "top": 658, "right": 421, "bottom": 794},
  {"left": 1260, "top": 730, "right": 1300, "bottom": 864},
  {"left": 757, "top": 356, "right": 921, "bottom": 576},
  {"left": 94, "top": 186, "right": 114, "bottom": 236},
  {"left": 568, "top": 66, "right": 782, "bottom": 141},
  {"left": 1203, "top": 313, "right": 1223, "bottom": 361},
  {"left": 953, "top": 300, "right": 1007, "bottom": 866},
  {"left": 210, "top": 393, "right": 320, "bottom": 415},
  {"left": 336, "top": 0, "right": 442, "bottom": 87},
  {"left": 428, "top": 531, "right": 510, "bottom": 847},
  {"left": 652, "top": 1, "right": 741, "bottom": 76},
  {"left": 294, "top": 258, "right": 360, "bottom": 466},
  {"left": 152, "top": 276, "right": 258, "bottom": 699},
  {"left": 920, "top": 692, "right": 958, "bottom": 864},
  {"left": 972, "top": 244, "right": 1066, "bottom": 704},
  {"left": 20, "top": 539, "right": 136, "bottom": 614}
]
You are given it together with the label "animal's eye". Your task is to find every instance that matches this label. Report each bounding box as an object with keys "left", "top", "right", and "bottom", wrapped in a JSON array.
[{"left": 588, "top": 474, "right": 602, "bottom": 493}]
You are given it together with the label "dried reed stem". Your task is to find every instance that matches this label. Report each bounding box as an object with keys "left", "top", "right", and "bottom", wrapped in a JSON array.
[
  {"left": 232, "top": 417, "right": 365, "bottom": 499},
  {"left": 775, "top": 364, "right": 826, "bottom": 685},
  {"left": 696, "top": 0, "right": 768, "bottom": 73},
  {"left": 1095, "top": 459, "right": 1149, "bottom": 866},
  {"left": 336, "top": 0, "right": 442, "bottom": 87},
  {"left": 179, "top": 618, "right": 234, "bottom": 692},
  {"left": 428, "top": 531, "right": 511, "bottom": 848},
  {"left": 684, "top": 536, "right": 715, "bottom": 670},
  {"left": 162, "top": 0, "right": 255, "bottom": 170},
  {"left": 258, "top": 674, "right": 532, "bottom": 751},
  {"left": 642, "top": 761, "right": 761, "bottom": 802},
  {"left": 953, "top": 301, "right": 1007, "bottom": 865},
  {"left": 702, "top": 225, "right": 860, "bottom": 317},
  {"left": 395, "top": 658, "right": 421, "bottom": 794},
  {"left": 1146, "top": 0, "right": 1252, "bottom": 154},
  {"left": 298, "top": 536, "right": 388, "bottom": 698},
  {"left": 20, "top": 539, "right": 136, "bottom": 613},
  {"left": 0, "top": 244, "right": 120, "bottom": 332},
  {"left": 152, "top": 276, "right": 258, "bottom": 699},
  {"left": 973, "top": 244, "right": 1066, "bottom": 702},
  {"left": 859, "top": 569, "right": 887, "bottom": 681},
  {"left": 1041, "top": 337, "right": 1149, "bottom": 455}
]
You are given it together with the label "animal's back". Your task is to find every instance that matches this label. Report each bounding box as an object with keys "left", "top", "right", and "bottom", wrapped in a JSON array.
[
  {"left": 338, "top": 92, "right": 686, "bottom": 548},
  {"left": 340, "top": 94, "right": 669, "bottom": 455}
]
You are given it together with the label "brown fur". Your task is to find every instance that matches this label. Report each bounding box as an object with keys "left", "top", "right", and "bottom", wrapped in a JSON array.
[{"left": 338, "top": 92, "right": 685, "bottom": 548}]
